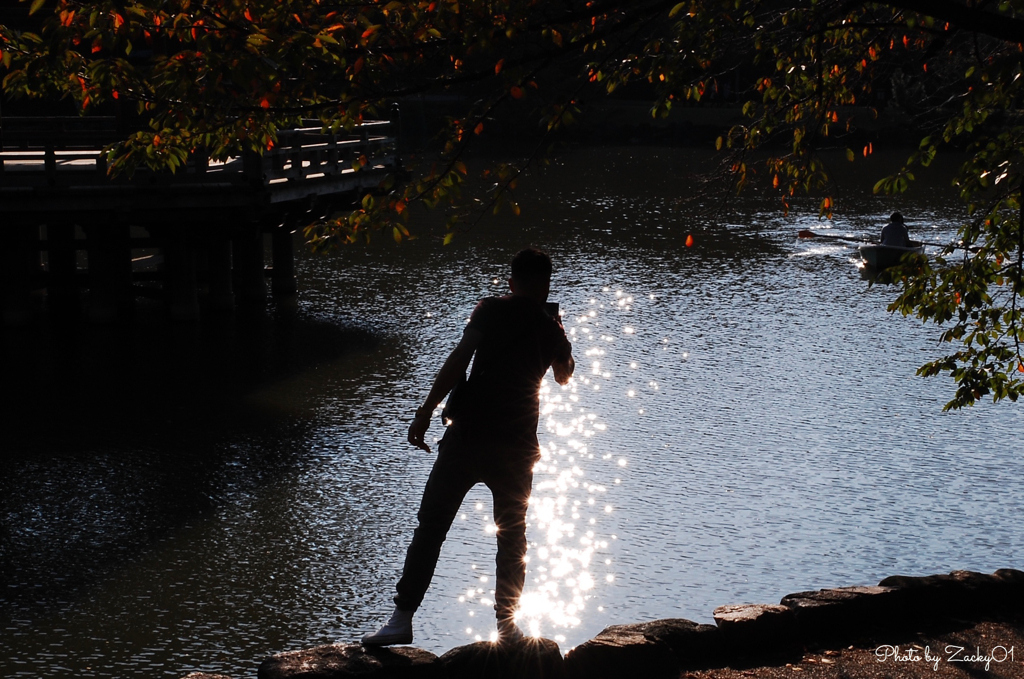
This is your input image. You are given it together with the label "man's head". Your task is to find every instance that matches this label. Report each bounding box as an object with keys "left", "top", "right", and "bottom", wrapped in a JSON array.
[
  {"left": 890, "top": 211, "right": 904, "bottom": 224},
  {"left": 509, "top": 248, "right": 552, "bottom": 302}
]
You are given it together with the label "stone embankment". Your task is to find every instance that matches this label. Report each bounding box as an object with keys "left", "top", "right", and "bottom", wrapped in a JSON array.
[{"left": 180, "top": 568, "right": 1023, "bottom": 679}]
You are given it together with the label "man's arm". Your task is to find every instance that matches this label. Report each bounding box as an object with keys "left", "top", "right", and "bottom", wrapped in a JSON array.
[
  {"left": 407, "top": 327, "right": 482, "bottom": 453},
  {"left": 549, "top": 314, "right": 575, "bottom": 386},
  {"left": 551, "top": 321, "right": 574, "bottom": 386}
]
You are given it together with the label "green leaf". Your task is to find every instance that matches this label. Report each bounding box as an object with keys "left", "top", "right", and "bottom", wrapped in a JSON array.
[
  {"left": 669, "top": 2, "right": 687, "bottom": 18},
  {"left": 29, "top": 0, "right": 46, "bottom": 15}
]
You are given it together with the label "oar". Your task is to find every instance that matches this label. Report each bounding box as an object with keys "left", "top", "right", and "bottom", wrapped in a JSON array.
[
  {"left": 799, "top": 228, "right": 983, "bottom": 253},
  {"left": 797, "top": 229, "right": 876, "bottom": 245}
]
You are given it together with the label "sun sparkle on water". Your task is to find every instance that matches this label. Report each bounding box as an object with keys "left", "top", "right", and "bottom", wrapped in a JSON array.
[{"left": 455, "top": 284, "right": 660, "bottom": 642}]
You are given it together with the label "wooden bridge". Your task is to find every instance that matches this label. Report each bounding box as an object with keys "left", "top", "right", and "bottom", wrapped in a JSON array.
[{"left": 0, "top": 115, "right": 400, "bottom": 325}]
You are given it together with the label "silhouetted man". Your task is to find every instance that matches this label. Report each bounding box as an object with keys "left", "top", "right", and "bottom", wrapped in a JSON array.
[{"left": 362, "top": 248, "right": 575, "bottom": 646}]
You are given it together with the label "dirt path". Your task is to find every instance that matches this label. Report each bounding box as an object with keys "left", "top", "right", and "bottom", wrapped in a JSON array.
[{"left": 683, "top": 620, "right": 1024, "bottom": 679}]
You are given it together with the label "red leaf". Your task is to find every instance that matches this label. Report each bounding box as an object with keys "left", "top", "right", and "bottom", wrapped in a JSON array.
[{"left": 685, "top": 234, "right": 694, "bottom": 247}]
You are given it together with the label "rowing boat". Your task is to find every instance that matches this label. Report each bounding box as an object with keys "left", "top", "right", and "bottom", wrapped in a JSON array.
[{"left": 857, "top": 241, "right": 925, "bottom": 269}]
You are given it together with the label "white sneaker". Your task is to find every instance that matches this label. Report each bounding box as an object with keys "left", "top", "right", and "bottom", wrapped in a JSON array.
[{"left": 361, "top": 608, "right": 414, "bottom": 646}]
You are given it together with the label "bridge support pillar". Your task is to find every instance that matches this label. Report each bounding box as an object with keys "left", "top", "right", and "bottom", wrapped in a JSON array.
[
  {"left": 234, "top": 228, "right": 267, "bottom": 306},
  {"left": 271, "top": 223, "right": 298, "bottom": 296},
  {"left": 206, "top": 236, "right": 236, "bottom": 312},
  {"left": 47, "top": 222, "right": 80, "bottom": 315},
  {"left": 86, "top": 222, "right": 133, "bottom": 324},
  {"left": 1, "top": 224, "right": 40, "bottom": 327},
  {"left": 165, "top": 236, "right": 200, "bottom": 322}
]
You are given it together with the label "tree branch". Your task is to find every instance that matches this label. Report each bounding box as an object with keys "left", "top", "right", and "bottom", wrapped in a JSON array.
[{"left": 875, "top": 0, "right": 1024, "bottom": 45}]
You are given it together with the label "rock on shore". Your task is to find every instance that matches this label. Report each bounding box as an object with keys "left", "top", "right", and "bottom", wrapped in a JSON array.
[
  {"left": 185, "top": 567, "right": 1023, "bottom": 679},
  {"left": 258, "top": 645, "right": 440, "bottom": 679}
]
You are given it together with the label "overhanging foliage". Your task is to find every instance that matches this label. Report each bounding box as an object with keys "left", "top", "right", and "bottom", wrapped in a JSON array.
[{"left": 4, "top": 0, "right": 1024, "bottom": 408}]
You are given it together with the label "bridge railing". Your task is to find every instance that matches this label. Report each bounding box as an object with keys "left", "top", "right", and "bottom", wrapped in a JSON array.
[{"left": 0, "top": 117, "right": 398, "bottom": 189}]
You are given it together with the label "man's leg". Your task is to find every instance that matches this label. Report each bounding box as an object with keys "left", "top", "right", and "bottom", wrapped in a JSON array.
[
  {"left": 485, "top": 455, "right": 535, "bottom": 635},
  {"left": 363, "top": 434, "right": 477, "bottom": 645},
  {"left": 393, "top": 433, "right": 478, "bottom": 612}
]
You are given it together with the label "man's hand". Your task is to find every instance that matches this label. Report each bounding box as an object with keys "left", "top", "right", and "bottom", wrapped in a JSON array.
[
  {"left": 407, "top": 329, "right": 480, "bottom": 454},
  {"left": 408, "top": 413, "right": 432, "bottom": 453},
  {"left": 553, "top": 354, "right": 574, "bottom": 385},
  {"left": 552, "top": 336, "right": 575, "bottom": 386}
]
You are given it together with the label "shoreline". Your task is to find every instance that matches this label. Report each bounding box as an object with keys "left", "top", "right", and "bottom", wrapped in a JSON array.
[{"left": 183, "top": 567, "right": 1023, "bottom": 679}]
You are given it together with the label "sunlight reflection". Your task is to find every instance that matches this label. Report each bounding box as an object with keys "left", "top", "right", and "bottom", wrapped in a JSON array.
[
  {"left": 454, "top": 284, "right": 660, "bottom": 642},
  {"left": 516, "top": 286, "right": 640, "bottom": 640}
]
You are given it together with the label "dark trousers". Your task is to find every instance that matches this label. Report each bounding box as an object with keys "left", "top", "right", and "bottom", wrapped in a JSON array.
[{"left": 394, "top": 426, "right": 537, "bottom": 621}]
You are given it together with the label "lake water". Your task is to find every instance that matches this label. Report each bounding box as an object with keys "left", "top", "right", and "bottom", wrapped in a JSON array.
[{"left": 2, "top": 147, "right": 1023, "bottom": 678}]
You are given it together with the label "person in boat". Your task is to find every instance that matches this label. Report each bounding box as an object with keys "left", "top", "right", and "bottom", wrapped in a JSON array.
[
  {"left": 879, "top": 211, "right": 911, "bottom": 247},
  {"left": 361, "top": 247, "right": 575, "bottom": 647}
]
